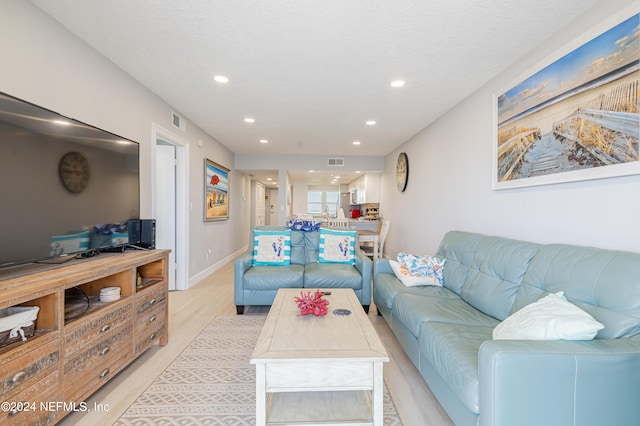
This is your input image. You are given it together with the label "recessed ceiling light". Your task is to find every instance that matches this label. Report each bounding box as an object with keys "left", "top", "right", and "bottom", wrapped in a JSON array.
[
  {"left": 309, "top": 170, "right": 316, "bottom": 173},
  {"left": 366, "top": 120, "right": 376, "bottom": 126},
  {"left": 352, "top": 141, "right": 361, "bottom": 145},
  {"left": 214, "top": 75, "right": 229, "bottom": 83},
  {"left": 244, "top": 118, "right": 255, "bottom": 123},
  {"left": 390, "top": 80, "right": 405, "bottom": 87},
  {"left": 259, "top": 139, "right": 268, "bottom": 143},
  {"left": 356, "top": 171, "right": 362, "bottom": 173},
  {"left": 266, "top": 178, "right": 272, "bottom": 181}
]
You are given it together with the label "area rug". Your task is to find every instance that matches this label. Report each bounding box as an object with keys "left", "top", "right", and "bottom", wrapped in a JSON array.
[{"left": 115, "top": 315, "right": 403, "bottom": 425}]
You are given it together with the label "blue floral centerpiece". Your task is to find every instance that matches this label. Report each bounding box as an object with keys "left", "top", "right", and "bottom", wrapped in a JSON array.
[{"left": 286, "top": 219, "right": 322, "bottom": 232}]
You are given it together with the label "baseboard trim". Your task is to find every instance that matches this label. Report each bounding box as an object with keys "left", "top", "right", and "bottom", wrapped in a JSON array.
[{"left": 188, "top": 245, "right": 248, "bottom": 289}]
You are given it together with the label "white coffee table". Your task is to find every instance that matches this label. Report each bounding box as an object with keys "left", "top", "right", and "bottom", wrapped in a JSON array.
[{"left": 251, "top": 288, "right": 389, "bottom": 426}]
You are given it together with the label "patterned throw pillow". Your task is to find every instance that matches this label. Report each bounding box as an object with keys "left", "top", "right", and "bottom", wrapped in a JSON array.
[
  {"left": 396, "top": 253, "right": 446, "bottom": 286},
  {"left": 389, "top": 260, "right": 441, "bottom": 287},
  {"left": 252, "top": 230, "right": 291, "bottom": 265},
  {"left": 318, "top": 228, "right": 356, "bottom": 264}
]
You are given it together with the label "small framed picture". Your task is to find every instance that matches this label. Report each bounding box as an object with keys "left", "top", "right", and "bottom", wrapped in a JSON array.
[{"left": 204, "top": 158, "right": 230, "bottom": 221}]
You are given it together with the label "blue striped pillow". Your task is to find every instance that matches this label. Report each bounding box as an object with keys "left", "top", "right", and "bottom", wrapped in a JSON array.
[
  {"left": 49, "top": 231, "right": 90, "bottom": 256},
  {"left": 252, "top": 230, "right": 291, "bottom": 265},
  {"left": 318, "top": 228, "right": 356, "bottom": 264}
]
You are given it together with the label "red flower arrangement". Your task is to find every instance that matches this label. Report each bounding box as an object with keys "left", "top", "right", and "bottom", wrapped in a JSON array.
[{"left": 294, "top": 290, "right": 329, "bottom": 316}]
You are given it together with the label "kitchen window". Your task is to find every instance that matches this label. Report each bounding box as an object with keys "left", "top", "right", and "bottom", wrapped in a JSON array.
[{"left": 307, "top": 190, "right": 339, "bottom": 216}]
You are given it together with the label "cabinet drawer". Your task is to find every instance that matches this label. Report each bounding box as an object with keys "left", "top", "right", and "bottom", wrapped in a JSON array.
[
  {"left": 136, "top": 285, "right": 166, "bottom": 316},
  {"left": 0, "top": 339, "right": 59, "bottom": 398},
  {"left": 2, "top": 369, "right": 59, "bottom": 426},
  {"left": 135, "top": 300, "right": 166, "bottom": 331},
  {"left": 64, "top": 301, "right": 133, "bottom": 357},
  {"left": 135, "top": 323, "right": 166, "bottom": 355},
  {"left": 64, "top": 324, "right": 132, "bottom": 386},
  {"left": 63, "top": 344, "right": 132, "bottom": 403}
]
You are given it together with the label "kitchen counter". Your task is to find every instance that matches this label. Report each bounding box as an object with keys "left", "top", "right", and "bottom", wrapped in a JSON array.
[{"left": 349, "top": 219, "right": 380, "bottom": 232}]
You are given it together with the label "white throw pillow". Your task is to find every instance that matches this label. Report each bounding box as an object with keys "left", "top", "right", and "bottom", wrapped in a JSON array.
[
  {"left": 252, "top": 230, "right": 291, "bottom": 266},
  {"left": 389, "top": 260, "right": 441, "bottom": 287},
  {"left": 492, "top": 292, "right": 604, "bottom": 340},
  {"left": 318, "top": 228, "right": 356, "bottom": 264}
]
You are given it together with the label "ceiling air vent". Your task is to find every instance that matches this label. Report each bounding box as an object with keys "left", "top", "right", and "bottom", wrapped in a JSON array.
[
  {"left": 171, "top": 111, "right": 186, "bottom": 132},
  {"left": 327, "top": 158, "right": 344, "bottom": 166}
]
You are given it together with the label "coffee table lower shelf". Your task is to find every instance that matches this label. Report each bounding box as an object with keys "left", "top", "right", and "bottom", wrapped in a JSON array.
[
  {"left": 251, "top": 289, "right": 389, "bottom": 426},
  {"left": 266, "top": 390, "right": 376, "bottom": 426}
]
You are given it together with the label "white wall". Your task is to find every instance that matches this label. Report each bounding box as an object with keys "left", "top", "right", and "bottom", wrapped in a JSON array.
[
  {"left": 0, "top": 1, "right": 248, "bottom": 283},
  {"left": 381, "top": 0, "right": 640, "bottom": 256}
]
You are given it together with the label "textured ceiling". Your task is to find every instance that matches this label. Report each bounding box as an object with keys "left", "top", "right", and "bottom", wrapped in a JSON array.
[{"left": 29, "top": 0, "right": 599, "bottom": 186}]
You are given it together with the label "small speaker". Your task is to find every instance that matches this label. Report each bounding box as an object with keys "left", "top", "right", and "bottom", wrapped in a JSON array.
[
  {"left": 127, "top": 219, "right": 141, "bottom": 245},
  {"left": 139, "top": 219, "right": 156, "bottom": 249}
]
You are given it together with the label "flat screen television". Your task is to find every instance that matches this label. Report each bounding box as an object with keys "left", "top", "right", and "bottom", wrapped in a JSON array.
[{"left": 0, "top": 91, "right": 140, "bottom": 269}]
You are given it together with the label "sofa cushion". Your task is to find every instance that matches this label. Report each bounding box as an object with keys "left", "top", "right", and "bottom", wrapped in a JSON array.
[
  {"left": 243, "top": 264, "right": 304, "bottom": 290},
  {"left": 375, "top": 272, "right": 459, "bottom": 310},
  {"left": 303, "top": 263, "right": 362, "bottom": 289},
  {"left": 418, "top": 322, "right": 493, "bottom": 414},
  {"left": 436, "top": 231, "right": 485, "bottom": 295},
  {"left": 393, "top": 293, "right": 499, "bottom": 338},
  {"left": 289, "top": 229, "right": 321, "bottom": 265},
  {"left": 515, "top": 244, "right": 640, "bottom": 339},
  {"left": 463, "top": 236, "right": 539, "bottom": 321},
  {"left": 438, "top": 232, "right": 539, "bottom": 321}
]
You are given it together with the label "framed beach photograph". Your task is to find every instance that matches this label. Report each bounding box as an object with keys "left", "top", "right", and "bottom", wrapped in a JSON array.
[
  {"left": 204, "top": 158, "right": 230, "bottom": 221},
  {"left": 493, "top": 13, "right": 639, "bottom": 190}
]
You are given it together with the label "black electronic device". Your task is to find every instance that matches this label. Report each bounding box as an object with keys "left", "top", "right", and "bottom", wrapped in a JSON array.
[
  {"left": 127, "top": 219, "right": 142, "bottom": 245},
  {"left": 126, "top": 219, "right": 155, "bottom": 249},
  {"left": 139, "top": 219, "right": 156, "bottom": 249},
  {"left": 0, "top": 91, "right": 141, "bottom": 269}
]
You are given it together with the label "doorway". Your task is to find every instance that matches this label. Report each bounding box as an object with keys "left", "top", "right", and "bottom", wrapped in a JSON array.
[{"left": 152, "top": 124, "right": 189, "bottom": 291}]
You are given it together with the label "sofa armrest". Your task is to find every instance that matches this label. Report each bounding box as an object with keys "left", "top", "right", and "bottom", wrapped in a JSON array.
[
  {"left": 374, "top": 258, "right": 392, "bottom": 277},
  {"left": 233, "top": 251, "right": 253, "bottom": 305},
  {"left": 354, "top": 248, "right": 372, "bottom": 304},
  {"left": 479, "top": 337, "right": 640, "bottom": 426}
]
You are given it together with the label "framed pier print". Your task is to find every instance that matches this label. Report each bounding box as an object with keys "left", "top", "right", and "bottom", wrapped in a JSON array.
[{"left": 493, "top": 13, "right": 639, "bottom": 190}]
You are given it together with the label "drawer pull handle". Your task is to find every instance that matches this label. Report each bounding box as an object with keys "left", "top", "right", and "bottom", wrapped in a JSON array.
[
  {"left": 100, "top": 324, "right": 112, "bottom": 333},
  {"left": 100, "top": 346, "right": 111, "bottom": 356},
  {"left": 8, "top": 408, "right": 19, "bottom": 416},
  {"left": 149, "top": 315, "right": 156, "bottom": 323},
  {"left": 10, "top": 370, "right": 27, "bottom": 385},
  {"left": 148, "top": 333, "right": 157, "bottom": 342},
  {"left": 149, "top": 298, "right": 157, "bottom": 306},
  {"left": 99, "top": 368, "right": 110, "bottom": 379}
]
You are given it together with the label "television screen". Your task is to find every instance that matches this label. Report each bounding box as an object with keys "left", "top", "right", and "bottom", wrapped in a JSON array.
[{"left": 0, "top": 92, "right": 140, "bottom": 269}]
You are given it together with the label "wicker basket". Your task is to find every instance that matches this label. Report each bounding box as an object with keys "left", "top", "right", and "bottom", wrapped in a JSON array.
[{"left": 0, "top": 306, "right": 39, "bottom": 348}]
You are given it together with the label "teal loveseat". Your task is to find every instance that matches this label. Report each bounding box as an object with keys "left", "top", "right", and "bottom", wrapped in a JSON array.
[
  {"left": 234, "top": 226, "right": 372, "bottom": 314},
  {"left": 374, "top": 230, "right": 640, "bottom": 426}
]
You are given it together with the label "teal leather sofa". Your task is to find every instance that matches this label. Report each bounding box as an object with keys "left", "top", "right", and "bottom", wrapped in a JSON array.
[
  {"left": 374, "top": 230, "right": 640, "bottom": 426},
  {"left": 234, "top": 226, "right": 372, "bottom": 314}
]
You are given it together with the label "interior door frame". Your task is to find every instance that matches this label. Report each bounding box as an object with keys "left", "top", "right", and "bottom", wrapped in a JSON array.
[{"left": 151, "top": 123, "right": 189, "bottom": 291}]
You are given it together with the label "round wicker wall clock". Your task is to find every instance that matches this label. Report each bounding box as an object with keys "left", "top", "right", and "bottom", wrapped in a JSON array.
[
  {"left": 59, "top": 151, "right": 90, "bottom": 194},
  {"left": 396, "top": 152, "right": 409, "bottom": 192}
]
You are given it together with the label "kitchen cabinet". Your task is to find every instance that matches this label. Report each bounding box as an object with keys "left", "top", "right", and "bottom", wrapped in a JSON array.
[{"left": 349, "top": 173, "right": 380, "bottom": 204}]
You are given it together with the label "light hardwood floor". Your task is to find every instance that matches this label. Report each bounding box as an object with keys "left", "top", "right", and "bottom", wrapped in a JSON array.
[{"left": 59, "top": 260, "right": 454, "bottom": 426}]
